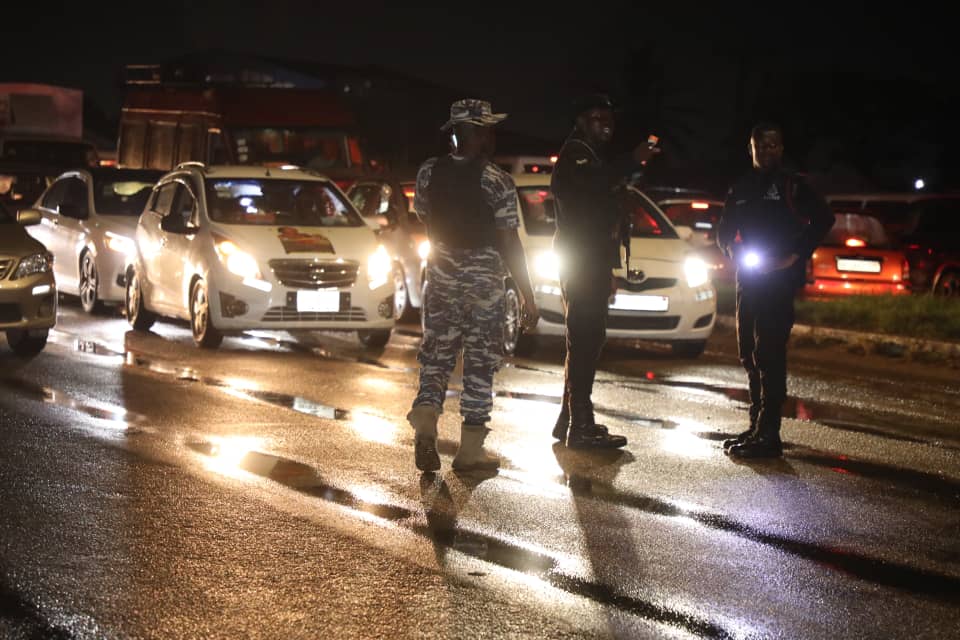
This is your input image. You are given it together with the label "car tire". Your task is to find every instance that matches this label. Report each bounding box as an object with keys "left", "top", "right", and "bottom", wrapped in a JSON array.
[
  {"left": 671, "top": 339, "right": 707, "bottom": 358},
  {"left": 78, "top": 251, "right": 102, "bottom": 314},
  {"left": 125, "top": 268, "right": 156, "bottom": 331},
  {"left": 502, "top": 281, "right": 537, "bottom": 357},
  {"left": 6, "top": 329, "right": 48, "bottom": 356},
  {"left": 934, "top": 270, "right": 959, "bottom": 296},
  {"left": 358, "top": 329, "right": 391, "bottom": 348},
  {"left": 393, "top": 265, "right": 415, "bottom": 322},
  {"left": 190, "top": 279, "right": 223, "bottom": 349}
]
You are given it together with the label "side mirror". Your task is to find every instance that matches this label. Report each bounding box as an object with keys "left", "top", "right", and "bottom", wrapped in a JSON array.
[
  {"left": 674, "top": 225, "right": 694, "bottom": 242},
  {"left": 17, "top": 208, "right": 42, "bottom": 226}
]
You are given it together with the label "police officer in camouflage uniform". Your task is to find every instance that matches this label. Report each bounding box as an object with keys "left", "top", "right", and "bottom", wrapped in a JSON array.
[{"left": 406, "top": 99, "right": 539, "bottom": 473}]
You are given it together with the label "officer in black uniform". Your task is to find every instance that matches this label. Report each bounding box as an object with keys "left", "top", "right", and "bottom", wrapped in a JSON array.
[
  {"left": 550, "top": 94, "right": 659, "bottom": 449},
  {"left": 716, "top": 122, "right": 834, "bottom": 458}
]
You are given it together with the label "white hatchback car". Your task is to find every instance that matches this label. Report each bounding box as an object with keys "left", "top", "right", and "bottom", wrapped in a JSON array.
[
  {"left": 509, "top": 174, "right": 716, "bottom": 357},
  {"left": 125, "top": 164, "right": 395, "bottom": 348},
  {"left": 26, "top": 168, "right": 161, "bottom": 313}
]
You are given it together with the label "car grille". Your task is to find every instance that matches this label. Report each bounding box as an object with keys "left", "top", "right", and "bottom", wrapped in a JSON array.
[
  {"left": 607, "top": 315, "right": 680, "bottom": 330},
  {"left": 269, "top": 259, "right": 359, "bottom": 289},
  {"left": 261, "top": 306, "right": 367, "bottom": 322},
  {"left": 0, "top": 303, "right": 21, "bottom": 323},
  {"left": 0, "top": 258, "right": 14, "bottom": 280},
  {"left": 615, "top": 277, "right": 678, "bottom": 292}
]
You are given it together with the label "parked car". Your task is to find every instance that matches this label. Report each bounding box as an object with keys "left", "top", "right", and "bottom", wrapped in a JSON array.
[
  {"left": 502, "top": 174, "right": 716, "bottom": 357},
  {"left": 805, "top": 212, "right": 910, "bottom": 296},
  {"left": 0, "top": 203, "right": 57, "bottom": 355},
  {"left": 656, "top": 196, "right": 733, "bottom": 285},
  {"left": 896, "top": 197, "right": 960, "bottom": 295},
  {"left": 24, "top": 168, "right": 162, "bottom": 313},
  {"left": 347, "top": 178, "right": 428, "bottom": 321},
  {"left": 125, "top": 163, "right": 395, "bottom": 348}
]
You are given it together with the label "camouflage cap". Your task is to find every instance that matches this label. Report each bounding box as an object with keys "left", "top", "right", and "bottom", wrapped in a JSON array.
[{"left": 441, "top": 99, "right": 508, "bottom": 131}]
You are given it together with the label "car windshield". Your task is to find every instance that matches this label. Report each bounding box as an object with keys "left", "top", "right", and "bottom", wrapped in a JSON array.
[
  {"left": 232, "top": 128, "right": 361, "bottom": 171},
  {"left": 0, "top": 170, "right": 52, "bottom": 206},
  {"left": 658, "top": 201, "right": 722, "bottom": 239},
  {"left": 205, "top": 178, "right": 364, "bottom": 227},
  {"left": 517, "top": 187, "right": 557, "bottom": 236},
  {"left": 625, "top": 190, "right": 678, "bottom": 239},
  {"left": 94, "top": 179, "right": 156, "bottom": 215},
  {"left": 824, "top": 213, "right": 892, "bottom": 248}
]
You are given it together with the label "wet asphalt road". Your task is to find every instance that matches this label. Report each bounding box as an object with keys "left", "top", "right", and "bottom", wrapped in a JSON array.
[{"left": 1, "top": 301, "right": 958, "bottom": 639}]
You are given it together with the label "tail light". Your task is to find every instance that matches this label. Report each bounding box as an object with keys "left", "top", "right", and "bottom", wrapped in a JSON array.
[{"left": 845, "top": 238, "right": 866, "bottom": 248}]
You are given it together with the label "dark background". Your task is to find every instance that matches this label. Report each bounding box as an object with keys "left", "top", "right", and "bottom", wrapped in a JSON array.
[{"left": 2, "top": 1, "right": 955, "bottom": 194}]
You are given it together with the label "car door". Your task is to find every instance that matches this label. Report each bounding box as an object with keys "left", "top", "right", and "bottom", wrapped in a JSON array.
[
  {"left": 155, "top": 180, "right": 200, "bottom": 317},
  {"left": 27, "top": 178, "right": 67, "bottom": 255},
  {"left": 137, "top": 181, "right": 177, "bottom": 312},
  {"left": 53, "top": 177, "right": 91, "bottom": 293}
]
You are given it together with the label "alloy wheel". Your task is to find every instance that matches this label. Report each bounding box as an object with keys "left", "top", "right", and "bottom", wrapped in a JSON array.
[{"left": 79, "top": 253, "right": 98, "bottom": 313}]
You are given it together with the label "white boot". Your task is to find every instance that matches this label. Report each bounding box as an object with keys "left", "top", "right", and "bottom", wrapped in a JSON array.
[
  {"left": 407, "top": 405, "right": 440, "bottom": 472},
  {"left": 452, "top": 424, "right": 500, "bottom": 471}
]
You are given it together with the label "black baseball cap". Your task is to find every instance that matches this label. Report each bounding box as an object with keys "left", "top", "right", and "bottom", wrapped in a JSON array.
[{"left": 572, "top": 93, "right": 615, "bottom": 120}]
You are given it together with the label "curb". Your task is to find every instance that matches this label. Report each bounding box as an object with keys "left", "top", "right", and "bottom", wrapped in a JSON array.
[{"left": 714, "top": 315, "right": 960, "bottom": 361}]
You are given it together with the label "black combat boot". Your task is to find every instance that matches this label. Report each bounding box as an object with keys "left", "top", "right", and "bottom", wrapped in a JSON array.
[
  {"left": 723, "top": 406, "right": 760, "bottom": 451},
  {"left": 566, "top": 403, "right": 626, "bottom": 450},
  {"left": 728, "top": 422, "right": 782, "bottom": 459}
]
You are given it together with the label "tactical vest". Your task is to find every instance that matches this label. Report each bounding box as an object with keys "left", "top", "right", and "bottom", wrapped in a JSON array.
[{"left": 426, "top": 156, "right": 497, "bottom": 249}]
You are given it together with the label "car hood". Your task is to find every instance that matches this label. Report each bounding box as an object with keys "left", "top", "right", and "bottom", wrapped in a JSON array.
[
  {"left": 626, "top": 237, "right": 694, "bottom": 263},
  {"left": 208, "top": 224, "right": 380, "bottom": 260},
  {"left": 0, "top": 222, "right": 48, "bottom": 257},
  {"left": 98, "top": 215, "right": 140, "bottom": 235}
]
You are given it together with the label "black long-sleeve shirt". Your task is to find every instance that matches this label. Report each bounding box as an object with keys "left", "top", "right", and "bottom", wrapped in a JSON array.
[
  {"left": 717, "top": 169, "right": 834, "bottom": 288},
  {"left": 550, "top": 135, "right": 640, "bottom": 271}
]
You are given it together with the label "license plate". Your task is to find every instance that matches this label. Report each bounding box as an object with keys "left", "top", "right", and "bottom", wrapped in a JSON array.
[
  {"left": 610, "top": 294, "right": 669, "bottom": 311},
  {"left": 296, "top": 289, "right": 340, "bottom": 312},
  {"left": 836, "top": 258, "right": 881, "bottom": 273}
]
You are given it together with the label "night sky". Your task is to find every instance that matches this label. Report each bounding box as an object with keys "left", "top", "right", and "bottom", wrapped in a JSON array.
[{"left": 2, "top": 1, "right": 955, "bottom": 192}]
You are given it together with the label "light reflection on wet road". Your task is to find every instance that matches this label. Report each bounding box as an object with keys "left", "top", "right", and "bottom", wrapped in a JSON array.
[{"left": 1, "top": 306, "right": 958, "bottom": 639}]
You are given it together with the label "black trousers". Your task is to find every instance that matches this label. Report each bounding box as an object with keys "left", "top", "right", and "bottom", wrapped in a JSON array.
[
  {"left": 736, "top": 281, "right": 796, "bottom": 439},
  {"left": 561, "top": 269, "right": 611, "bottom": 423}
]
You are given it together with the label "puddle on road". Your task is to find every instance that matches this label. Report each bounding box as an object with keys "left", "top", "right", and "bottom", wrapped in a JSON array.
[{"left": 0, "top": 376, "right": 147, "bottom": 429}]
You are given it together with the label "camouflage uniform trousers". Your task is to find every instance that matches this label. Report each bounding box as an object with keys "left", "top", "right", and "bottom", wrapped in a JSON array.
[{"left": 413, "top": 243, "right": 505, "bottom": 425}]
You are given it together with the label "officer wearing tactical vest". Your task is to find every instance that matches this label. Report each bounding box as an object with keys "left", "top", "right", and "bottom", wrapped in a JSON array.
[
  {"left": 406, "top": 99, "right": 538, "bottom": 473},
  {"left": 717, "top": 122, "right": 834, "bottom": 458}
]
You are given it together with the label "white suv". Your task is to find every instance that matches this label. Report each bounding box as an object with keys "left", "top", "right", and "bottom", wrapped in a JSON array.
[
  {"left": 125, "top": 164, "right": 395, "bottom": 348},
  {"left": 507, "top": 174, "right": 716, "bottom": 357}
]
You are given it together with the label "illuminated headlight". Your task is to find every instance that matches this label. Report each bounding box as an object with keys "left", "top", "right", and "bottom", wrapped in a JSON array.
[
  {"left": 684, "top": 256, "right": 709, "bottom": 288},
  {"left": 742, "top": 251, "right": 761, "bottom": 269},
  {"left": 534, "top": 250, "right": 561, "bottom": 281},
  {"left": 417, "top": 239, "right": 431, "bottom": 260},
  {"left": 368, "top": 244, "right": 392, "bottom": 289},
  {"left": 13, "top": 252, "right": 53, "bottom": 279},
  {"left": 214, "top": 236, "right": 261, "bottom": 280},
  {"left": 105, "top": 231, "right": 135, "bottom": 255}
]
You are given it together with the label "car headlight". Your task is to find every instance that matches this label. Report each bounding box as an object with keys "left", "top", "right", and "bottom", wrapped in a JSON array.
[
  {"left": 368, "top": 244, "right": 392, "bottom": 289},
  {"left": 684, "top": 256, "right": 709, "bottom": 288},
  {"left": 417, "top": 239, "right": 431, "bottom": 260},
  {"left": 534, "top": 250, "right": 561, "bottom": 281},
  {"left": 13, "top": 252, "right": 53, "bottom": 279},
  {"left": 213, "top": 234, "right": 261, "bottom": 280},
  {"left": 105, "top": 231, "right": 135, "bottom": 255}
]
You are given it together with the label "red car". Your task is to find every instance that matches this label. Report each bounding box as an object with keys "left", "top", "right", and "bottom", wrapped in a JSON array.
[{"left": 805, "top": 212, "right": 910, "bottom": 296}]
